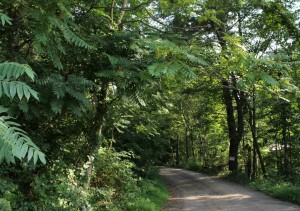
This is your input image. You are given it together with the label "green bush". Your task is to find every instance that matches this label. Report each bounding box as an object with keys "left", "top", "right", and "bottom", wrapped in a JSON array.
[
  {"left": 248, "top": 180, "right": 300, "bottom": 204},
  {"left": 90, "top": 148, "right": 137, "bottom": 202},
  {"left": 220, "top": 171, "right": 300, "bottom": 205},
  {"left": 124, "top": 177, "right": 169, "bottom": 211},
  {"left": 0, "top": 148, "right": 169, "bottom": 210},
  {"left": 0, "top": 198, "right": 12, "bottom": 211},
  {"left": 89, "top": 148, "right": 169, "bottom": 210},
  {"left": 0, "top": 177, "right": 19, "bottom": 205}
]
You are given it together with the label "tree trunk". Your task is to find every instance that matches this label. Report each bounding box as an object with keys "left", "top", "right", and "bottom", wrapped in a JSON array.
[
  {"left": 229, "top": 142, "right": 239, "bottom": 171},
  {"left": 252, "top": 145, "right": 257, "bottom": 179},
  {"left": 84, "top": 80, "right": 109, "bottom": 188},
  {"left": 191, "top": 130, "right": 195, "bottom": 158},
  {"left": 176, "top": 138, "right": 179, "bottom": 166},
  {"left": 246, "top": 144, "right": 252, "bottom": 178},
  {"left": 281, "top": 105, "right": 289, "bottom": 176},
  {"left": 222, "top": 79, "right": 238, "bottom": 171},
  {"left": 222, "top": 76, "right": 245, "bottom": 172},
  {"left": 248, "top": 90, "right": 266, "bottom": 178},
  {"left": 185, "top": 126, "right": 189, "bottom": 160}
]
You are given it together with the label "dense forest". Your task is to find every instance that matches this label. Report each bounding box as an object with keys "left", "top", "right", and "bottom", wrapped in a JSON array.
[{"left": 1, "top": 0, "right": 300, "bottom": 210}]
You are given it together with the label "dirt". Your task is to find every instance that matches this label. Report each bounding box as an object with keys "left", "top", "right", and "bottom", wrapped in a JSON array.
[{"left": 159, "top": 167, "right": 300, "bottom": 211}]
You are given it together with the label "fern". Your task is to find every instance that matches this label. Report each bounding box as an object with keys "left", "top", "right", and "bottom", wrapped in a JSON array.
[
  {"left": 37, "top": 73, "right": 94, "bottom": 115},
  {"left": 52, "top": 83, "right": 66, "bottom": 98},
  {"left": 0, "top": 13, "right": 12, "bottom": 26},
  {"left": 148, "top": 61, "right": 196, "bottom": 78},
  {"left": 68, "top": 75, "right": 96, "bottom": 87},
  {"left": 0, "top": 109, "right": 46, "bottom": 165},
  {"left": 50, "top": 99, "right": 64, "bottom": 114},
  {"left": 260, "top": 72, "right": 279, "bottom": 86},
  {"left": 138, "top": 39, "right": 206, "bottom": 78},
  {"left": 96, "top": 70, "right": 117, "bottom": 78},
  {"left": 31, "top": 5, "right": 93, "bottom": 69},
  {"left": 48, "top": 16, "right": 93, "bottom": 50},
  {"left": 18, "top": 99, "right": 29, "bottom": 113},
  {"left": 0, "top": 62, "right": 36, "bottom": 80},
  {"left": 47, "top": 46, "right": 64, "bottom": 70},
  {"left": 0, "top": 62, "right": 39, "bottom": 100},
  {"left": 107, "top": 54, "right": 139, "bottom": 69},
  {"left": 65, "top": 87, "right": 89, "bottom": 106},
  {"left": 69, "top": 102, "right": 84, "bottom": 117},
  {"left": 0, "top": 62, "right": 45, "bottom": 165}
]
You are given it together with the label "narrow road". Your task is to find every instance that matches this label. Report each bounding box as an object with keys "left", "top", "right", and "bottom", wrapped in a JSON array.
[{"left": 160, "top": 167, "right": 300, "bottom": 211}]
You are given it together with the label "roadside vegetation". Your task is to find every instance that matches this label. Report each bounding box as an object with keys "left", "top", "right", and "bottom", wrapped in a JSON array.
[
  {"left": 0, "top": 148, "right": 168, "bottom": 210},
  {"left": 176, "top": 160, "right": 300, "bottom": 205},
  {"left": 221, "top": 171, "right": 300, "bottom": 205}
]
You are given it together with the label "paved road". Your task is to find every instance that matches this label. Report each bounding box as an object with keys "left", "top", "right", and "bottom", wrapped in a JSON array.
[{"left": 160, "top": 167, "right": 300, "bottom": 211}]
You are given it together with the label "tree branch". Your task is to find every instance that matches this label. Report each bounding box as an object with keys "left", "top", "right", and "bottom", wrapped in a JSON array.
[
  {"left": 117, "top": 0, "right": 128, "bottom": 31},
  {"left": 110, "top": 0, "right": 115, "bottom": 25},
  {"left": 144, "top": 8, "right": 211, "bottom": 31},
  {"left": 94, "top": 0, "right": 156, "bottom": 11},
  {"left": 118, "top": 0, "right": 127, "bottom": 25},
  {"left": 121, "top": 19, "right": 165, "bottom": 33}
]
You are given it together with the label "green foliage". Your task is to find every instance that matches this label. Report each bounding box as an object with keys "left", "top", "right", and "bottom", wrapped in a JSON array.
[
  {"left": 48, "top": 16, "right": 93, "bottom": 50},
  {"left": 222, "top": 170, "right": 300, "bottom": 205},
  {"left": 37, "top": 73, "right": 94, "bottom": 116},
  {"left": 0, "top": 198, "right": 12, "bottom": 211},
  {"left": 179, "top": 158, "right": 203, "bottom": 172},
  {"left": 0, "top": 174, "right": 20, "bottom": 209},
  {"left": 90, "top": 148, "right": 136, "bottom": 200},
  {"left": 0, "top": 62, "right": 44, "bottom": 165},
  {"left": 0, "top": 108, "right": 45, "bottom": 164},
  {"left": 125, "top": 177, "right": 169, "bottom": 211},
  {"left": 148, "top": 61, "right": 197, "bottom": 78},
  {"left": 0, "top": 62, "right": 38, "bottom": 100},
  {"left": 248, "top": 180, "right": 300, "bottom": 204},
  {"left": 27, "top": 170, "right": 91, "bottom": 210},
  {"left": 0, "top": 148, "right": 168, "bottom": 210},
  {"left": 0, "top": 13, "right": 11, "bottom": 26},
  {"left": 139, "top": 39, "right": 206, "bottom": 78}
]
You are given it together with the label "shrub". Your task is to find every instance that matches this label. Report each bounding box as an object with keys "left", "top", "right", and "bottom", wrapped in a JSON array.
[
  {"left": 248, "top": 180, "right": 300, "bottom": 204},
  {"left": 0, "top": 198, "right": 12, "bottom": 211},
  {"left": 0, "top": 147, "right": 169, "bottom": 210},
  {"left": 90, "top": 148, "right": 137, "bottom": 202}
]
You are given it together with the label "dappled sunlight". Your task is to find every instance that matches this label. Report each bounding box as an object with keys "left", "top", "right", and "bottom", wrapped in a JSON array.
[
  {"left": 172, "top": 193, "right": 251, "bottom": 201},
  {"left": 161, "top": 167, "right": 300, "bottom": 211}
]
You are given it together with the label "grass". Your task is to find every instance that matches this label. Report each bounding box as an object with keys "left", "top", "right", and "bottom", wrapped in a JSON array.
[
  {"left": 220, "top": 171, "right": 300, "bottom": 205},
  {"left": 178, "top": 159, "right": 300, "bottom": 205},
  {"left": 247, "top": 180, "right": 300, "bottom": 204},
  {"left": 125, "top": 176, "right": 169, "bottom": 211}
]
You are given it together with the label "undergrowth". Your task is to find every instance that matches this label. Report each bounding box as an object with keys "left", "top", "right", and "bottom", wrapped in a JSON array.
[
  {"left": 248, "top": 180, "right": 300, "bottom": 204},
  {"left": 220, "top": 171, "right": 300, "bottom": 205},
  {"left": 125, "top": 177, "right": 169, "bottom": 211},
  {"left": 0, "top": 148, "right": 169, "bottom": 210},
  {"left": 174, "top": 158, "right": 300, "bottom": 205}
]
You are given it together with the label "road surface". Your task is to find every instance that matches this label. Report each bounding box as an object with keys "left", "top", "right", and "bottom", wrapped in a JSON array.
[{"left": 160, "top": 167, "right": 300, "bottom": 211}]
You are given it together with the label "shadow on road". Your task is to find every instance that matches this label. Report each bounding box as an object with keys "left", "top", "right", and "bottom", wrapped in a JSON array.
[{"left": 160, "top": 167, "right": 300, "bottom": 211}]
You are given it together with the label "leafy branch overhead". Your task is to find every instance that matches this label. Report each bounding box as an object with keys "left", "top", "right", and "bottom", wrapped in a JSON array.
[
  {"left": 0, "top": 62, "right": 39, "bottom": 100},
  {"left": 0, "top": 106, "right": 46, "bottom": 165},
  {"left": 139, "top": 39, "right": 208, "bottom": 78},
  {"left": 0, "top": 13, "right": 12, "bottom": 26},
  {"left": 0, "top": 62, "right": 44, "bottom": 164},
  {"left": 37, "top": 73, "right": 95, "bottom": 116}
]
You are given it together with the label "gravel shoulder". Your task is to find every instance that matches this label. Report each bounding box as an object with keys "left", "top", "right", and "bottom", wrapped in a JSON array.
[{"left": 159, "top": 167, "right": 300, "bottom": 211}]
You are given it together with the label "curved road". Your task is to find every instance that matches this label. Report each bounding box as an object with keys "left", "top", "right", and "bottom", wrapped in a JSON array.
[{"left": 160, "top": 167, "right": 300, "bottom": 211}]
